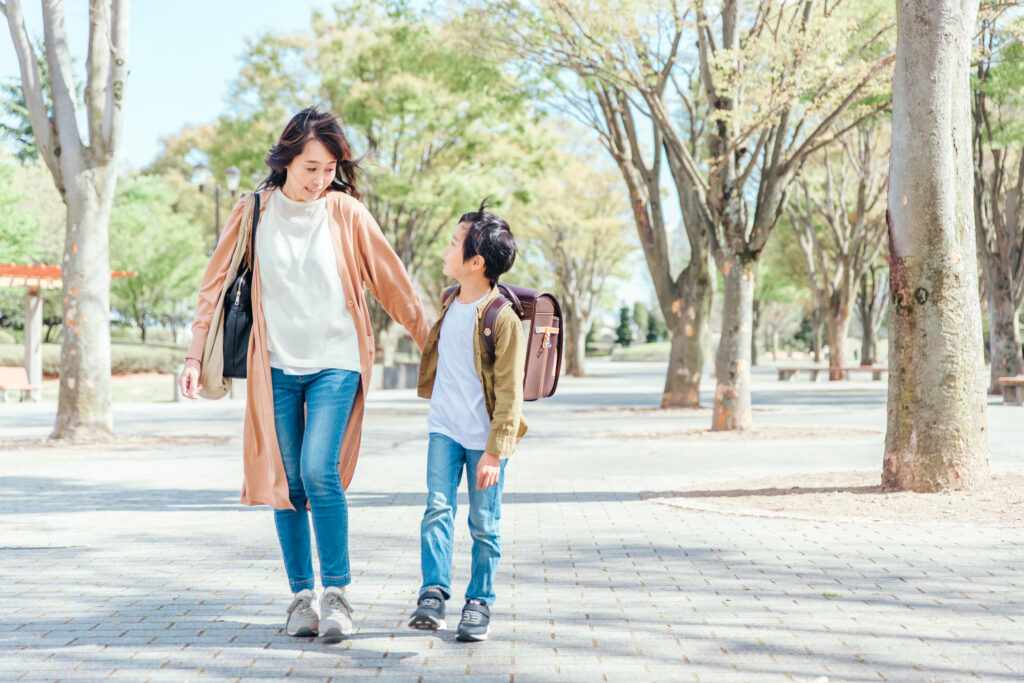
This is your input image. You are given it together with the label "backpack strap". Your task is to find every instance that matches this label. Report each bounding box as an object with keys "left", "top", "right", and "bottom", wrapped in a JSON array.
[
  {"left": 439, "top": 285, "right": 513, "bottom": 362},
  {"left": 480, "top": 296, "right": 511, "bottom": 362}
]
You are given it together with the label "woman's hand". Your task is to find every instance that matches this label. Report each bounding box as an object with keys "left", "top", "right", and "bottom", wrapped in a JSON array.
[
  {"left": 476, "top": 452, "right": 501, "bottom": 489},
  {"left": 179, "top": 359, "right": 202, "bottom": 399}
]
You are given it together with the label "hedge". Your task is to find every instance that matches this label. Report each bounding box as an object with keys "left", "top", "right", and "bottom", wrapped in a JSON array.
[{"left": 0, "top": 342, "right": 185, "bottom": 376}]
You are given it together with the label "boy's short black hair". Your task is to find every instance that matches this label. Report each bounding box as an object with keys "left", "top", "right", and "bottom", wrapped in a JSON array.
[{"left": 460, "top": 199, "right": 516, "bottom": 284}]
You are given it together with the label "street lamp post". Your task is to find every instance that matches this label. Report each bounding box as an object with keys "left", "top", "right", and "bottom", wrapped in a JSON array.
[{"left": 191, "top": 164, "right": 242, "bottom": 244}]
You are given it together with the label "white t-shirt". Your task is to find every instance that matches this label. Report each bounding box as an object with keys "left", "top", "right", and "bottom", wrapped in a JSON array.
[
  {"left": 256, "top": 189, "right": 361, "bottom": 375},
  {"left": 427, "top": 296, "right": 492, "bottom": 450}
]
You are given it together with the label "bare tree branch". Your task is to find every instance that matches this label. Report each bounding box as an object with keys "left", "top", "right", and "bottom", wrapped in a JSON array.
[{"left": 2, "top": 0, "right": 62, "bottom": 189}]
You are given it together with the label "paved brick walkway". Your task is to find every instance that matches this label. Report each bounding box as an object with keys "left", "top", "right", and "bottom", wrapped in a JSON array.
[{"left": 1, "top": 362, "right": 1021, "bottom": 681}]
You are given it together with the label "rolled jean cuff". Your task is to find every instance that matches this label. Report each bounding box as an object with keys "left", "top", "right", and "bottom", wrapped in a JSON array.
[
  {"left": 322, "top": 573, "right": 352, "bottom": 589},
  {"left": 289, "top": 578, "right": 315, "bottom": 593},
  {"left": 420, "top": 584, "right": 451, "bottom": 600}
]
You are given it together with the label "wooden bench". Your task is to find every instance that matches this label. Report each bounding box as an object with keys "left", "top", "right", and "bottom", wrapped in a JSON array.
[
  {"left": 998, "top": 376, "right": 1024, "bottom": 405},
  {"left": 839, "top": 365, "right": 888, "bottom": 381},
  {"left": 777, "top": 365, "right": 888, "bottom": 381},
  {"left": 0, "top": 366, "right": 40, "bottom": 402},
  {"left": 777, "top": 366, "right": 826, "bottom": 381}
]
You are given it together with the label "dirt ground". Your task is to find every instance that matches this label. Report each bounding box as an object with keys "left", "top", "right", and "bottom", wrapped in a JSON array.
[
  {"left": 598, "top": 426, "right": 883, "bottom": 440},
  {"left": 2, "top": 435, "right": 233, "bottom": 451},
  {"left": 642, "top": 470, "right": 1024, "bottom": 528}
]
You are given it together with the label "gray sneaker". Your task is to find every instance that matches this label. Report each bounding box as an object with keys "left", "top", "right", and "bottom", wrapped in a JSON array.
[
  {"left": 285, "top": 589, "right": 318, "bottom": 637},
  {"left": 319, "top": 587, "right": 354, "bottom": 636}
]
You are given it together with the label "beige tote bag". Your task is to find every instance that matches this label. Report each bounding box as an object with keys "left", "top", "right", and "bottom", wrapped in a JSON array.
[{"left": 198, "top": 192, "right": 258, "bottom": 400}]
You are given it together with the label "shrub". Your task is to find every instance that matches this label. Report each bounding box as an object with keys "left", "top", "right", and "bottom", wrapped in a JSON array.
[
  {"left": 110, "top": 343, "right": 183, "bottom": 374},
  {"left": 0, "top": 329, "right": 15, "bottom": 345},
  {"left": 0, "top": 342, "right": 184, "bottom": 376}
]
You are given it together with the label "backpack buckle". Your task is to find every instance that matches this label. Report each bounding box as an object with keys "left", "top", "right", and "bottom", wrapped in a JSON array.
[{"left": 535, "top": 325, "right": 558, "bottom": 349}]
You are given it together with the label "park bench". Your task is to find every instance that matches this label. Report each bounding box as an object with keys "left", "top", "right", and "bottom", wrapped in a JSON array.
[
  {"left": 777, "top": 366, "right": 826, "bottom": 381},
  {"left": 777, "top": 365, "right": 888, "bottom": 381},
  {"left": 0, "top": 366, "right": 40, "bottom": 402},
  {"left": 997, "top": 376, "right": 1024, "bottom": 405}
]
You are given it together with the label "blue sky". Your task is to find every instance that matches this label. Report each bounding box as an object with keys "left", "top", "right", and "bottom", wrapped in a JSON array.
[{"left": 0, "top": 0, "right": 339, "bottom": 168}]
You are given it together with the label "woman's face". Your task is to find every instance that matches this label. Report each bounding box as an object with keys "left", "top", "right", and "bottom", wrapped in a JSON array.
[{"left": 282, "top": 138, "right": 337, "bottom": 202}]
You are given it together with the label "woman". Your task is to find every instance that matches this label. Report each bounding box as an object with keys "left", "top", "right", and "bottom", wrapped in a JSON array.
[{"left": 179, "top": 108, "right": 429, "bottom": 638}]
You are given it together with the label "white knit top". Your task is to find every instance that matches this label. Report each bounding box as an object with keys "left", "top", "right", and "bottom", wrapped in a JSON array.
[{"left": 255, "top": 188, "right": 361, "bottom": 375}]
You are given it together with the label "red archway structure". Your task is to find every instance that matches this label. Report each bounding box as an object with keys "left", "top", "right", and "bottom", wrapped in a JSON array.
[{"left": 0, "top": 264, "right": 137, "bottom": 401}]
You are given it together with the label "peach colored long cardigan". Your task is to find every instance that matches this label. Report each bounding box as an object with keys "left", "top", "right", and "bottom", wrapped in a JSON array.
[{"left": 186, "top": 188, "right": 429, "bottom": 510}]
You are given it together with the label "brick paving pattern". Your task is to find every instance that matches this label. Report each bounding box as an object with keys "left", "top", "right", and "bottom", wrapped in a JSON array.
[{"left": 1, "top": 363, "right": 1021, "bottom": 681}]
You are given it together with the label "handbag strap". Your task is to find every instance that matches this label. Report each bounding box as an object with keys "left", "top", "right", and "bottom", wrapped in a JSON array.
[{"left": 243, "top": 192, "right": 261, "bottom": 272}]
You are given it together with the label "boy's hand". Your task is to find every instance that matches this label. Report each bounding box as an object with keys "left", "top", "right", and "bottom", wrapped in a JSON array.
[{"left": 476, "top": 452, "right": 501, "bottom": 489}]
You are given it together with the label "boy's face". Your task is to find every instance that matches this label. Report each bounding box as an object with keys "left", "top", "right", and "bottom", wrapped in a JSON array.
[{"left": 442, "top": 222, "right": 484, "bottom": 280}]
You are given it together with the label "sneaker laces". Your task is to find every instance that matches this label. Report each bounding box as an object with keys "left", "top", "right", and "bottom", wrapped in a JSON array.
[
  {"left": 321, "top": 590, "right": 349, "bottom": 617},
  {"left": 288, "top": 593, "right": 315, "bottom": 617}
]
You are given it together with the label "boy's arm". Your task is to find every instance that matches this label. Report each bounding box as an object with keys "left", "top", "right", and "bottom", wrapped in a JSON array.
[{"left": 485, "top": 308, "right": 526, "bottom": 459}]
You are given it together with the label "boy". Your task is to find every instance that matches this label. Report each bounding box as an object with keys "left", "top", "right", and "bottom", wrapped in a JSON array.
[{"left": 409, "top": 201, "right": 528, "bottom": 642}]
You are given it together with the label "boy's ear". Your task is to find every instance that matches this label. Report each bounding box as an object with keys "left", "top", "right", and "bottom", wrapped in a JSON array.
[{"left": 469, "top": 254, "right": 486, "bottom": 272}]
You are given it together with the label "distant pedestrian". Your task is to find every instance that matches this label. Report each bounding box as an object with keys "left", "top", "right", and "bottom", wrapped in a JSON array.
[
  {"left": 178, "top": 107, "right": 428, "bottom": 638},
  {"left": 407, "top": 202, "right": 527, "bottom": 641}
]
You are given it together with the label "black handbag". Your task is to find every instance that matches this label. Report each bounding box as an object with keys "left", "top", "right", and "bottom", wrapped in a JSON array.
[{"left": 222, "top": 193, "right": 260, "bottom": 379}]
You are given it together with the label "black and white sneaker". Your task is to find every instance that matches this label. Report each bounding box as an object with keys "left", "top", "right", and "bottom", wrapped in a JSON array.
[
  {"left": 408, "top": 591, "right": 446, "bottom": 631},
  {"left": 456, "top": 599, "right": 490, "bottom": 642}
]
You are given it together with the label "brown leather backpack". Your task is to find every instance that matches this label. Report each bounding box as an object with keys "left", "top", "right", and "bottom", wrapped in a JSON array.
[{"left": 442, "top": 283, "right": 563, "bottom": 400}]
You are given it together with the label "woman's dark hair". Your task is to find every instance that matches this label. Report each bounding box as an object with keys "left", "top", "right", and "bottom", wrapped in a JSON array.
[
  {"left": 460, "top": 199, "right": 517, "bottom": 285},
  {"left": 259, "top": 107, "right": 362, "bottom": 198}
]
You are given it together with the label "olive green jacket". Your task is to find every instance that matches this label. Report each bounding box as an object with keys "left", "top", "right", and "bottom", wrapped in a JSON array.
[{"left": 417, "top": 285, "right": 528, "bottom": 459}]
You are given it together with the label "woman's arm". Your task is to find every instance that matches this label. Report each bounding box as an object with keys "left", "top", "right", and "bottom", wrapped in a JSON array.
[
  {"left": 353, "top": 203, "right": 430, "bottom": 351},
  {"left": 184, "top": 195, "right": 248, "bottom": 364}
]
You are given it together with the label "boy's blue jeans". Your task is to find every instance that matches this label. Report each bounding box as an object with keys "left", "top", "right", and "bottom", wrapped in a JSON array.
[
  {"left": 419, "top": 432, "right": 507, "bottom": 606},
  {"left": 270, "top": 367, "right": 359, "bottom": 593}
]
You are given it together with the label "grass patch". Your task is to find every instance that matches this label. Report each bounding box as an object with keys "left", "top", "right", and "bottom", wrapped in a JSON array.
[{"left": 40, "top": 373, "right": 180, "bottom": 403}]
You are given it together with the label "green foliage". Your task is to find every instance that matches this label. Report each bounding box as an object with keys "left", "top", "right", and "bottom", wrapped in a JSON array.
[
  {"left": 632, "top": 302, "right": 649, "bottom": 336},
  {"left": 0, "top": 39, "right": 46, "bottom": 162},
  {"left": 615, "top": 305, "right": 633, "bottom": 346},
  {"left": 0, "top": 342, "right": 184, "bottom": 376},
  {"left": 792, "top": 315, "right": 815, "bottom": 351},
  {"left": 610, "top": 341, "right": 670, "bottom": 362},
  {"left": 0, "top": 157, "right": 40, "bottom": 263},
  {"left": 585, "top": 319, "right": 599, "bottom": 348},
  {"left": 109, "top": 176, "right": 206, "bottom": 341},
  {"left": 225, "top": 2, "right": 549, "bottom": 280},
  {"left": 0, "top": 329, "right": 15, "bottom": 345},
  {"left": 0, "top": 38, "right": 86, "bottom": 163},
  {"left": 647, "top": 314, "right": 666, "bottom": 344},
  {"left": 975, "top": 25, "right": 1024, "bottom": 147}
]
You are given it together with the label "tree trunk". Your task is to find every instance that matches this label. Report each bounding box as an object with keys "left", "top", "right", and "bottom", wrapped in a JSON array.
[
  {"left": 860, "top": 315, "right": 878, "bottom": 366},
  {"left": 987, "top": 287, "right": 1023, "bottom": 392},
  {"left": 858, "top": 272, "right": 879, "bottom": 366},
  {"left": 825, "top": 292, "right": 852, "bottom": 380},
  {"left": 662, "top": 272, "right": 712, "bottom": 407},
  {"left": 751, "top": 299, "right": 761, "bottom": 367},
  {"left": 811, "top": 307, "right": 824, "bottom": 363},
  {"left": 712, "top": 258, "right": 755, "bottom": 431},
  {"left": 53, "top": 170, "right": 116, "bottom": 438},
  {"left": 884, "top": 0, "right": 989, "bottom": 492},
  {"left": 562, "top": 295, "right": 588, "bottom": 378}
]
